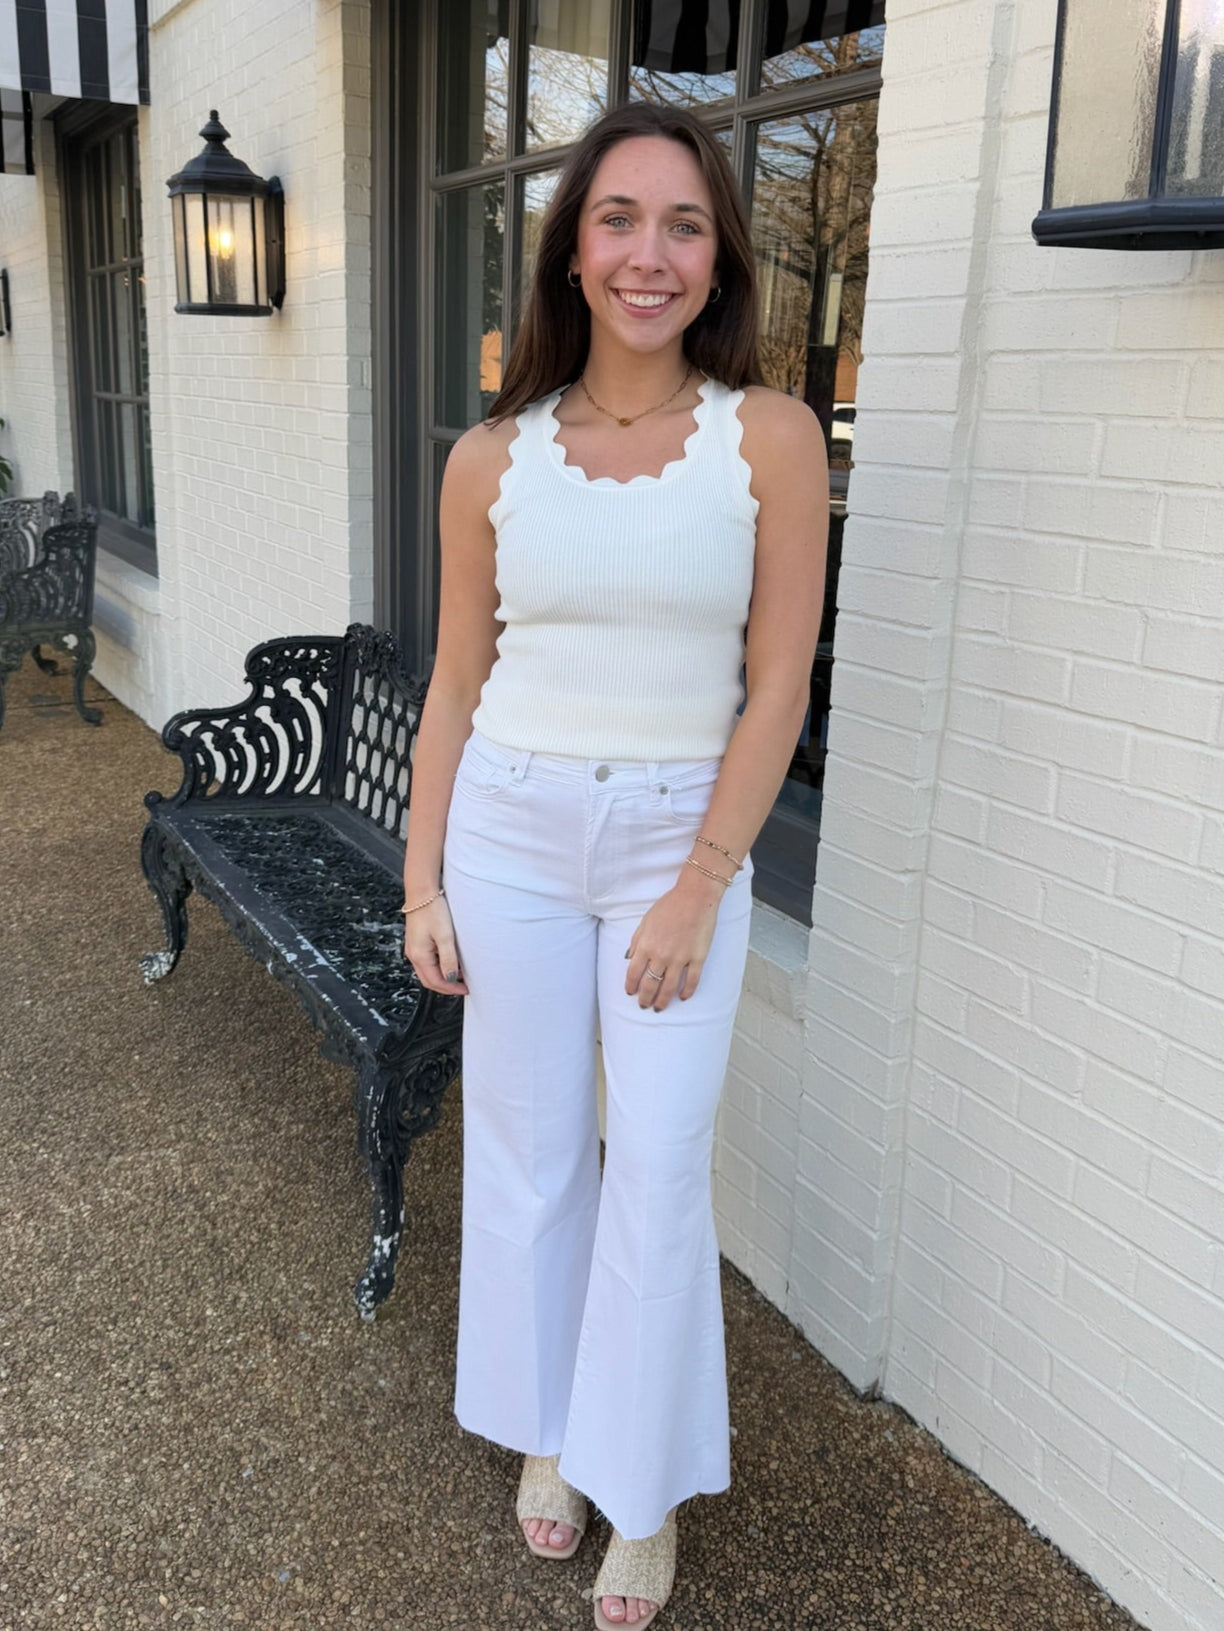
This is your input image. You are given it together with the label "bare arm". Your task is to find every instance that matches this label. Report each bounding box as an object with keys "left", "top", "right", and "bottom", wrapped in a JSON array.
[
  {"left": 401, "top": 420, "right": 511, "bottom": 993},
  {"left": 626, "top": 387, "right": 828, "bottom": 1008}
]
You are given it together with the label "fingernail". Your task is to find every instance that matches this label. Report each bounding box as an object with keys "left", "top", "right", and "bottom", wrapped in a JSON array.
[
  {"left": 623, "top": 949, "right": 631, "bottom": 959},
  {"left": 445, "top": 970, "right": 459, "bottom": 982}
]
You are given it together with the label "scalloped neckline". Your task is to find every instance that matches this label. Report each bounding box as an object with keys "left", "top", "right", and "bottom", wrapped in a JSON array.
[{"left": 542, "top": 375, "right": 715, "bottom": 489}]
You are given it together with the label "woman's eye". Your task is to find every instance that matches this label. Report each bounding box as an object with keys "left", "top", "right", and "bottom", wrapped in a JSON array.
[
  {"left": 672, "top": 220, "right": 700, "bottom": 235},
  {"left": 603, "top": 213, "right": 631, "bottom": 227}
]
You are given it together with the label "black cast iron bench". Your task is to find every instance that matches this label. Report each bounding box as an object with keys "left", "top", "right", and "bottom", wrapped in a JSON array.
[
  {"left": 139, "top": 624, "right": 462, "bottom": 1318},
  {"left": 0, "top": 491, "right": 101, "bottom": 733}
]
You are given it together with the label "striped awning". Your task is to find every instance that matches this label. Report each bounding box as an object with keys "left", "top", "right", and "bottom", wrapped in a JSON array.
[{"left": 0, "top": 2, "right": 148, "bottom": 107}]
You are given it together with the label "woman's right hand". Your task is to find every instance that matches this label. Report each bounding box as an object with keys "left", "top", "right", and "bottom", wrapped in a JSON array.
[{"left": 403, "top": 896, "right": 469, "bottom": 995}]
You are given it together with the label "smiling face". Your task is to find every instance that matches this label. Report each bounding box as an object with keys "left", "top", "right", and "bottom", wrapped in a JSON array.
[{"left": 570, "top": 134, "right": 720, "bottom": 360}]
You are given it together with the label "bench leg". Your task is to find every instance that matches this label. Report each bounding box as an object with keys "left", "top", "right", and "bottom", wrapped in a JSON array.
[
  {"left": 70, "top": 629, "right": 102, "bottom": 725},
  {"left": 0, "top": 639, "right": 22, "bottom": 732},
  {"left": 139, "top": 823, "right": 192, "bottom": 983},
  {"left": 353, "top": 1047, "right": 459, "bottom": 1321}
]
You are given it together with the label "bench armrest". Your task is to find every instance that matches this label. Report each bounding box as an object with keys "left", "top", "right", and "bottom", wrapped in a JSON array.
[
  {"left": 147, "top": 635, "right": 346, "bottom": 810},
  {"left": 0, "top": 520, "right": 97, "bottom": 626}
]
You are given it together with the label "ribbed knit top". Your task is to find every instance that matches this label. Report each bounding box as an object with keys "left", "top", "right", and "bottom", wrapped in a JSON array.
[{"left": 471, "top": 375, "right": 759, "bottom": 760}]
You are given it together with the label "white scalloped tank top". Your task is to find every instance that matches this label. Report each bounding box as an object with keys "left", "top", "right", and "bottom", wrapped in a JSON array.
[{"left": 470, "top": 375, "right": 759, "bottom": 761}]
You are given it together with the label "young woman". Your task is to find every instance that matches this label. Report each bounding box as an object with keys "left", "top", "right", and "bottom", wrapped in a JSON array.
[{"left": 402, "top": 101, "right": 828, "bottom": 1630}]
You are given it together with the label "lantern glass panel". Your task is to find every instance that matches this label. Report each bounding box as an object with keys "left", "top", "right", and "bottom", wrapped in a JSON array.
[
  {"left": 1166, "top": 0, "right": 1224, "bottom": 196},
  {"left": 1050, "top": 0, "right": 1163, "bottom": 208},
  {"left": 172, "top": 192, "right": 188, "bottom": 303},
  {"left": 183, "top": 192, "right": 209, "bottom": 306},
  {"left": 254, "top": 192, "right": 268, "bottom": 307},
  {"left": 206, "top": 194, "right": 254, "bottom": 306}
]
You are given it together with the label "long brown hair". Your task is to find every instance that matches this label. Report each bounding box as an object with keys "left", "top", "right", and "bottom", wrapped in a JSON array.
[{"left": 490, "top": 103, "right": 761, "bottom": 421}]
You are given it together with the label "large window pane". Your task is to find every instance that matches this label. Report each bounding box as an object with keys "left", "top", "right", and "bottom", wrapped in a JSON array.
[
  {"left": 114, "top": 270, "right": 134, "bottom": 396},
  {"left": 752, "top": 101, "right": 877, "bottom": 805},
  {"left": 527, "top": 0, "right": 611, "bottom": 153},
  {"left": 90, "top": 274, "right": 113, "bottom": 392},
  {"left": 517, "top": 167, "right": 562, "bottom": 312},
  {"left": 139, "top": 401, "right": 155, "bottom": 530},
  {"left": 438, "top": 0, "right": 510, "bottom": 171},
  {"left": 760, "top": 1, "right": 885, "bottom": 91},
  {"left": 629, "top": 0, "right": 737, "bottom": 107},
  {"left": 118, "top": 404, "right": 141, "bottom": 524},
  {"left": 126, "top": 125, "right": 142, "bottom": 260},
  {"left": 1166, "top": 1, "right": 1224, "bottom": 197},
  {"left": 65, "top": 109, "right": 155, "bottom": 555},
  {"left": 435, "top": 181, "right": 506, "bottom": 426},
  {"left": 85, "top": 146, "right": 108, "bottom": 267}
]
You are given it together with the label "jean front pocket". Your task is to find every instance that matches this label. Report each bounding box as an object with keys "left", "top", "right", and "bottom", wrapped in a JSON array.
[
  {"left": 659, "top": 772, "right": 719, "bottom": 830},
  {"left": 453, "top": 735, "right": 517, "bottom": 802}
]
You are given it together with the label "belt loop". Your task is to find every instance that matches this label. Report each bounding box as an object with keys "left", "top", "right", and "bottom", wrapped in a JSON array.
[
  {"left": 648, "top": 758, "right": 662, "bottom": 797},
  {"left": 510, "top": 749, "right": 532, "bottom": 784}
]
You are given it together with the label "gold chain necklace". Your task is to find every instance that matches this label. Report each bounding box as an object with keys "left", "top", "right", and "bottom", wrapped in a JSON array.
[{"left": 577, "top": 363, "right": 695, "bottom": 427}]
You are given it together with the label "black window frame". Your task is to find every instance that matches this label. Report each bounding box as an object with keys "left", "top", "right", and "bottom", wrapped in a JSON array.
[{"left": 57, "top": 100, "right": 156, "bottom": 577}]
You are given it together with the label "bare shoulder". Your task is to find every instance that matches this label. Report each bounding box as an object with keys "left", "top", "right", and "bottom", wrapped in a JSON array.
[
  {"left": 737, "top": 384, "right": 822, "bottom": 449},
  {"left": 735, "top": 385, "right": 827, "bottom": 501},
  {"left": 441, "top": 415, "right": 520, "bottom": 515}
]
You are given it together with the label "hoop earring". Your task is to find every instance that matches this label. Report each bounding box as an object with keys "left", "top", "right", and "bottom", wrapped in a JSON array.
[
  {"left": 707, "top": 285, "right": 721, "bottom": 304},
  {"left": 567, "top": 269, "right": 582, "bottom": 288}
]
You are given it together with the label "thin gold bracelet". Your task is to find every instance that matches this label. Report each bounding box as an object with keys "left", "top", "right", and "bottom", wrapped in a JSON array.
[
  {"left": 685, "top": 856, "right": 733, "bottom": 887},
  {"left": 695, "top": 834, "right": 743, "bottom": 871},
  {"left": 400, "top": 887, "right": 445, "bottom": 915}
]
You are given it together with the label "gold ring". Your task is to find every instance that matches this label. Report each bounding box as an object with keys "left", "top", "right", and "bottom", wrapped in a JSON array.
[{"left": 644, "top": 966, "right": 664, "bottom": 981}]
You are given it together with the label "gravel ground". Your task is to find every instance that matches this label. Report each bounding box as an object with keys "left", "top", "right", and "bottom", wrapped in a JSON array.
[{"left": 0, "top": 659, "right": 1142, "bottom": 1631}]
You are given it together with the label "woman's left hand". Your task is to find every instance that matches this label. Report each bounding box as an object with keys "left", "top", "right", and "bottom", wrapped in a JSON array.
[{"left": 624, "top": 871, "right": 725, "bottom": 1011}]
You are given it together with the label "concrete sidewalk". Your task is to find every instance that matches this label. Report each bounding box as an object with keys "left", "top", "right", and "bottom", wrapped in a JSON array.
[{"left": 0, "top": 659, "right": 1140, "bottom": 1631}]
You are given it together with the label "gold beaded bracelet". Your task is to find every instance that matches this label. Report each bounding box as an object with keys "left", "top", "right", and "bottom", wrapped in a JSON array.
[
  {"left": 400, "top": 887, "right": 445, "bottom": 915},
  {"left": 685, "top": 856, "right": 734, "bottom": 887},
  {"left": 695, "top": 834, "right": 743, "bottom": 871}
]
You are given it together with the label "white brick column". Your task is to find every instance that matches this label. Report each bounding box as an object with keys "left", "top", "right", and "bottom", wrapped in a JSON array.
[{"left": 794, "top": 0, "right": 1012, "bottom": 1391}]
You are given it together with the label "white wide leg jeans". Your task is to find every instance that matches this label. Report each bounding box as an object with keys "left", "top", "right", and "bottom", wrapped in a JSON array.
[{"left": 442, "top": 729, "right": 753, "bottom": 1540}]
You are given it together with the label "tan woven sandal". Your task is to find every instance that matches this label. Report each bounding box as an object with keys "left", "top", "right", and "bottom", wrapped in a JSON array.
[
  {"left": 516, "top": 1453, "right": 587, "bottom": 1560},
  {"left": 591, "top": 1507, "right": 677, "bottom": 1631}
]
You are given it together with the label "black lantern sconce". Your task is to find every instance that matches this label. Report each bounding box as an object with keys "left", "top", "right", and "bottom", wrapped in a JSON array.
[
  {"left": 166, "top": 112, "right": 285, "bottom": 314},
  {"left": 1033, "top": 1, "right": 1224, "bottom": 250},
  {"left": 0, "top": 269, "right": 10, "bottom": 337}
]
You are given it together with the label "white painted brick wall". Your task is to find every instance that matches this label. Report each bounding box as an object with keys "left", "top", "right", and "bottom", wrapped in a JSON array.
[
  {"left": 0, "top": 118, "right": 75, "bottom": 495},
  {"left": 795, "top": 3, "right": 1224, "bottom": 1629},
  {"left": 1, "top": 0, "right": 374, "bottom": 725}
]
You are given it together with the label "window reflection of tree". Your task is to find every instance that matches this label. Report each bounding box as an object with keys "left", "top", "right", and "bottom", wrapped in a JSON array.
[
  {"left": 760, "top": 18, "right": 885, "bottom": 88},
  {"left": 755, "top": 91, "right": 876, "bottom": 460}
]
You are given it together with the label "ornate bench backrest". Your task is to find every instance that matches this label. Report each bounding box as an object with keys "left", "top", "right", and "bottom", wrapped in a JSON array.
[
  {"left": 0, "top": 491, "right": 60, "bottom": 580},
  {"left": 160, "top": 636, "right": 345, "bottom": 807},
  {"left": 332, "top": 625, "right": 427, "bottom": 842},
  {"left": 0, "top": 517, "right": 98, "bottom": 627}
]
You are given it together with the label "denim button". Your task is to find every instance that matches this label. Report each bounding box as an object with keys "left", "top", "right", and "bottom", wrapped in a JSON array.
[
  {"left": 657, "top": 784, "right": 669, "bottom": 794},
  {"left": 595, "top": 764, "right": 611, "bottom": 782}
]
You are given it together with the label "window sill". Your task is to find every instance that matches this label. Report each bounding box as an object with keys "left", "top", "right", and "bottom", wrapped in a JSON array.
[
  {"left": 746, "top": 899, "right": 808, "bottom": 1022},
  {"left": 95, "top": 547, "right": 162, "bottom": 617}
]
